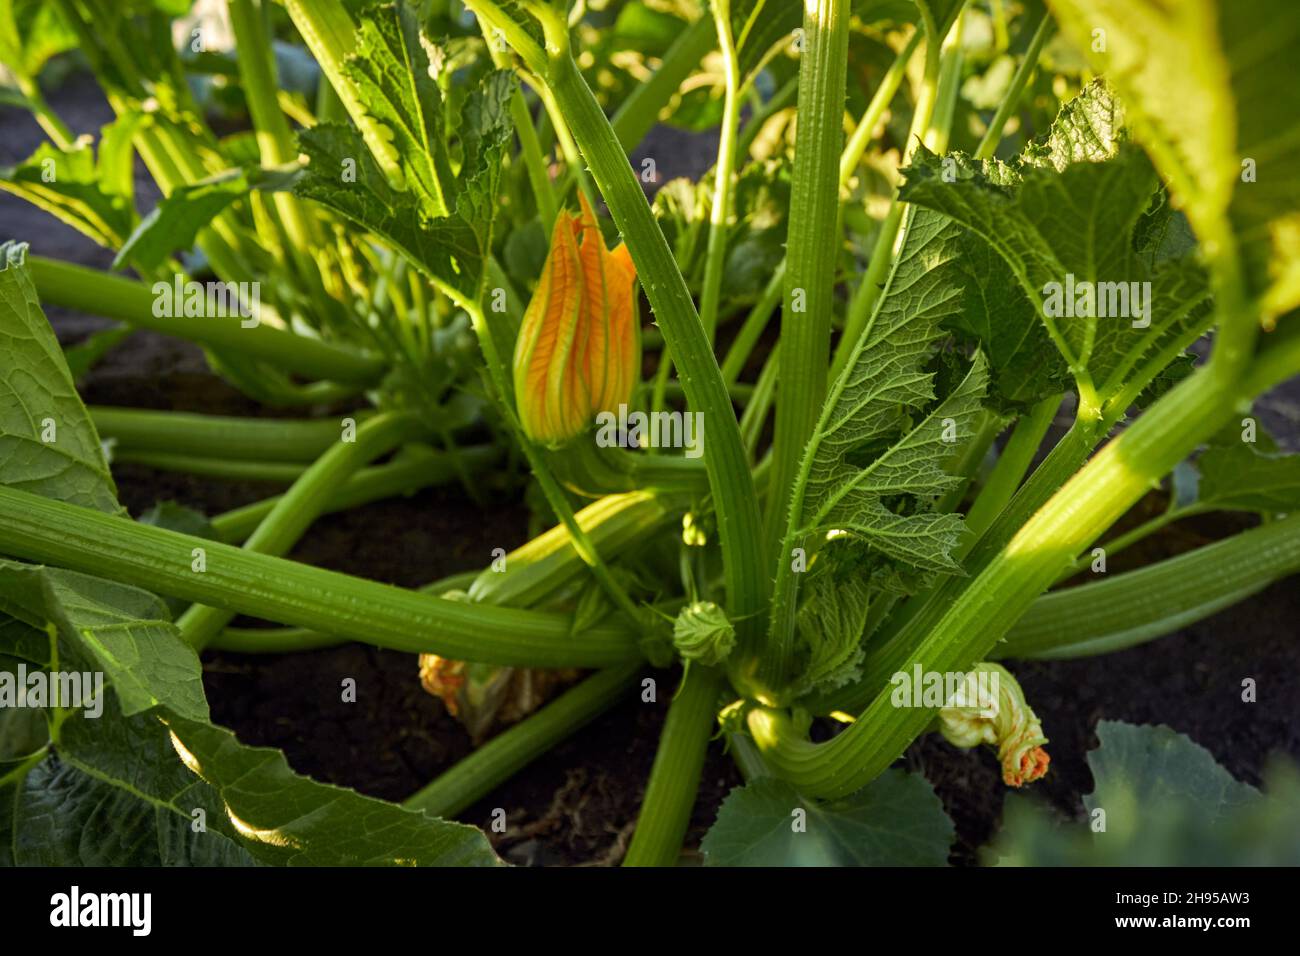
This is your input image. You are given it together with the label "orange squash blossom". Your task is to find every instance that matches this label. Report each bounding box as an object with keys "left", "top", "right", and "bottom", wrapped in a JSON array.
[{"left": 512, "top": 193, "right": 639, "bottom": 446}]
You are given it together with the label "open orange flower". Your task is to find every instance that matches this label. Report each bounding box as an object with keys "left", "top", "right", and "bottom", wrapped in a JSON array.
[{"left": 512, "top": 193, "right": 639, "bottom": 446}]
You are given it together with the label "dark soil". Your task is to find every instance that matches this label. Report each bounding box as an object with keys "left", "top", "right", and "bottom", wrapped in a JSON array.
[{"left": 4, "top": 75, "right": 1299, "bottom": 866}]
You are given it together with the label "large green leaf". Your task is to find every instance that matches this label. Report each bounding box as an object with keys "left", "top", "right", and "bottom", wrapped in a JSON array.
[
  {"left": 1045, "top": 0, "right": 1300, "bottom": 321},
  {"left": 0, "top": 243, "right": 120, "bottom": 514},
  {"left": 112, "top": 165, "right": 301, "bottom": 272},
  {"left": 296, "top": 68, "right": 515, "bottom": 298},
  {"left": 901, "top": 147, "right": 1214, "bottom": 403},
  {"left": 1, "top": 591, "right": 501, "bottom": 866},
  {"left": 795, "top": 204, "right": 989, "bottom": 573},
  {"left": 11, "top": 756, "right": 256, "bottom": 866},
  {"left": 0, "top": 0, "right": 79, "bottom": 80},
  {"left": 344, "top": 1, "right": 455, "bottom": 216},
  {"left": 701, "top": 770, "right": 954, "bottom": 866},
  {"left": 987, "top": 721, "right": 1300, "bottom": 865},
  {"left": 0, "top": 561, "right": 208, "bottom": 722},
  {"left": 1195, "top": 443, "right": 1300, "bottom": 513},
  {"left": 927, "top": 81, "right": 1142, "bottom": 409}
]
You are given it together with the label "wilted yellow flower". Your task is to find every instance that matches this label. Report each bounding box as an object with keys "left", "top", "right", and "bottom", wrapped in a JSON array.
[
  {"left": 513, "top": 193, "right": 639, "bottom": 446},
  {"left": 937, "top": 663, "right": 1050, "bottom": 787}
]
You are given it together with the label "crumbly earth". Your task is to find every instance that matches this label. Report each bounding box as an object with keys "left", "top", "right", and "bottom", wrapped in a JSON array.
[{"left": 3, "top": 77, "right": 1298, "bottom": 866}]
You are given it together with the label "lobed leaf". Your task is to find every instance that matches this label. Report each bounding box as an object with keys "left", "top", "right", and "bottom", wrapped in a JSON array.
[
  {"left": 987, "top": 721, "right": 1300, "bottom": 865},
  {"left": 1045, "top": 0, "right": 1300, "bottom": 322},
  {"left": 701, "top": 770, "right": 954, "bottom": 866},
  {"left": 295, "top": 67, "right": 515, "bottom": 299},
  {"left": 0, "top": 243, "right": 120, "bottom": 514},
  {"left": 798, "top": 203, "right": 989, "bottom": 571}
]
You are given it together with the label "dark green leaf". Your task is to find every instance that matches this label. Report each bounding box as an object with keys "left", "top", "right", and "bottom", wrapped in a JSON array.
[
  {"left": 113, "top": 165, "right": 301, "bottom": 271},
  {"left": 345, "top": 2, "right": 455, "bottom": 216},
  {"left": 0, "top": 243, "right": 120, "bottom": 513},
  {"left": 798, "top": 206, "right": 989, "bottom": 572},
  {"left": 1046, "top": 0, "right": 1300, "bottom": 322},
  {"left": 701, "top": 771, "right": 953, "bottom": 865},
  {"left": 12, "top": 755, "right": 256, "bottom": 866},
  {"left": 0, "top": 560, "right": 208, "bottom": 722},
  {"left": 296, "top": 69, "right": 514, "bottom": 298},
  {"left": 986, "top": 721, "right": 1300, "bottom": 865},
  {"left": 1195, "top": 443, "right": 1300, "bottom": 513}
]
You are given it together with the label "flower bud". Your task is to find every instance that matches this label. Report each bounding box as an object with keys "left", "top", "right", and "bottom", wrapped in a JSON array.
[
  {"left": 513, "top": 193, "right": 639, "bottom": 446},
  {"left": 672, "top": 600, "right": 736, "bottom": 666},
  {"left": 937, "top": 662, "right": 1050, "bottom": 786}
]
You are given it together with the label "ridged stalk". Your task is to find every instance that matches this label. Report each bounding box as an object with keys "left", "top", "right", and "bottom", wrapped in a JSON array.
[
  {"left": 623, "top": 666, "right": 722, "bottom": 866},
  {"left": 178, "top": 412, "right": 430, "bottom": 648},
  {"left": 762, "top": 0, "right": 851, "bottom": 569},
  {"left": 28, "top": 258, "right": 384, "bottom": 384},
  {"left": 209, "top": 446, "right": 500, "bottom": 543},
  {"left": 999, "top": 512, "right": 1300, "bottom": 660},
  {"left": 0, "top": 487, "right": 639, "bottom": 667},
  {"left": 696, "top": 0, "right": 742, "bottom": 338}
]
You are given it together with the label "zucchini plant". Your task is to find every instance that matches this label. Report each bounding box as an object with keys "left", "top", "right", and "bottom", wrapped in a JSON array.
[{"left": 1, "top": 0, "right": 1298, "bottom": 866}]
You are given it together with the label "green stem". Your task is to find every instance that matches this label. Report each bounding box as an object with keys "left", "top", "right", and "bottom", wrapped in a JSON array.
[
  {"left": 177, "top": 412, "right": 431, "bottom": 648},
  {"left": 934, "top": 409, "right": 1002, "bottom": 514},
  {"left": 466, "top": 490, "right": 688, "bottom": 609},
  {"left": 540, "top": 45, "right": 767, "bottom": 668},
  {"left": 92, "top": 408, "right": 367, "bottom": 461},
  {"left": 838, "top": 31, "right": 923, "bottom": 187},
  {"left": 28, "top": 258, "right": 384, "bottom": 384},
  {"left": 405, "top": 662, "right": 642, "bottom": 818},
  {"left": 110, "top": 452, "right": 312, "bottom": 483},
  {"left": 212, "top": 571, "right": 480, "bottom": 652},
  {"left": 14, "top": 75, "right": 74, "bottom": 149},
  {"left": 762, "top": 0, "right": 851, "bottom": 575},
  {"left": 719, "top": 263, "right": 783, "bottom": 386},
  {"left": 209, "top": 445, "right": 500, "bottom": 543},
  {"left": 999, "top": 512, "right": 1300, "bottom": 660},
  {"left": 611, "top": 15, "right": 716, "bottom": 152},
  {"left": 228, "top": 0, "right": 323, "bottom": 254},
  {"left": 740, "top": 349, "right": 778, "bottom": 460},
  {"left": 513, "top": 89, "right": 559, "bottom": 231},
  {"left": 963, "top": 394, "right": 1062, "bottom": 540},
  {"left": 728, "top": 732, "right": 771, "bottom": 781},
  {"left": 623, "top": 665, "right": 722, "bottom": 866},
  {"left": 696, "top": 0, "right": 742, "bottom": 339},
  {"left": 925, "top": 11, "right": 965, "bottom": 155},
  {"left": 717, "top": 30, "right": 920, "bottom": 399},
  {"left": 973, "top": 12, "right": 1053, "bottom": 161},
  {"left": 0, "top": 487, "right": 640, "bottom": 667}
]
